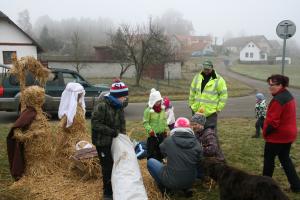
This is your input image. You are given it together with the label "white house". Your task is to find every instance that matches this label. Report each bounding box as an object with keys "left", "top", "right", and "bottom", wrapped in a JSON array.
[
  {"left": 0, "top": 11, "right": 42, "bottom": 66},
  {"left": 223, "top": 35, "right": 272, "bottom": 55},
  {"left": 240, "top": 41, "right": 267, "bottom": 62}
]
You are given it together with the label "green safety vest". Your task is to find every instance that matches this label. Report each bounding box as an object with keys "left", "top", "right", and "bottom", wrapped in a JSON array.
[{"left": 189, "top": 71, "right": 228, "bottom": 117}]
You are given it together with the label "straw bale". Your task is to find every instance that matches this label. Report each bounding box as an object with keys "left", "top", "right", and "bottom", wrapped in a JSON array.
[
  {"left": 10, "top": 169, "right": 102, "bottom": 200},
  {"left": 54, "top": 104, "right": 102, "bottom": 180},
  {"left": 56, "top": 105, "right": 90, "bottom": 162},
  {"left": 71, "top": 156, "right": 101, "bottom": 180},
  {"left": 14, "top": 86, "right": 55, "bottom": 177},
  {"left": 139, "top": 159, "right": 170, "bottom": 200}
]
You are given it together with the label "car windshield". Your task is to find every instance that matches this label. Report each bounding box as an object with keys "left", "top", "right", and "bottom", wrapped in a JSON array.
[{"left": 62, "top": 72, "right": 86, "bottom": 85}]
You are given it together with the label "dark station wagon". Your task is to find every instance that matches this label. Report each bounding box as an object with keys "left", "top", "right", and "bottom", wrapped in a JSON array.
[{"left": 0, "top": 64, "right": 109, "bottom": 115}]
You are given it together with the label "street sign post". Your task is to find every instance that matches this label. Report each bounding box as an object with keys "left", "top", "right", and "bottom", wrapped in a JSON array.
[{"left": 276, "top": 20, "right": 296, "bottom": 75}]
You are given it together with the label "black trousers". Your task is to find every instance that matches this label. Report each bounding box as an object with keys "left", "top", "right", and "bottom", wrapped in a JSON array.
[
  {"left": 96, "top": 146, "right": 113, "bottom": 196},
  {"left": 147, "top": 134, "right": 166, "bottom": 162},
  {"left": 263, "top": 142, "right": 300, "bottom": 190},
  {"left": 255, "top": 117, "right": 264, "bottom": 136}
]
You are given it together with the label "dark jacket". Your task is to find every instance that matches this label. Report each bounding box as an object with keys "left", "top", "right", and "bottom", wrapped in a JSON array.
[
  {"left": 159, "top": 127, "right": 202, "bottom": 189},
  {"left": 263, "top": 88, "right": 297, "bottom": 143},
  {"left": 91, "top": 96, "right": 126, "bottom": 147},
  {"left": 195, "top": 127, "right": 225, "bottom": 161},
  {"left": 7, "top": 107, "right": 36, "bottom": 180}
]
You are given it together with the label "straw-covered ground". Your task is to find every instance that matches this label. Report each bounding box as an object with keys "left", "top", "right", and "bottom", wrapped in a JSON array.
[{"left": 1, "top": 118, "right": 300, "bottom": 200}]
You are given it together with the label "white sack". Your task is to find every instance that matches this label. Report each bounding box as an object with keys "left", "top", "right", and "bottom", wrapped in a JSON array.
[{"left": 111, "top": 134, "right": 148, "bottom": 200}]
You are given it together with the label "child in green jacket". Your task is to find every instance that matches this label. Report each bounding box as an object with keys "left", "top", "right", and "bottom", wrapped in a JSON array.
[{"left": 143, "top": 88, "right": 168, "bottom": 162}]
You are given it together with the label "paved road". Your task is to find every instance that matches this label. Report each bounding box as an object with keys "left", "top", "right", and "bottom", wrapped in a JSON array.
[
  {"left": 124, "top": 60, "right": 300, "bottom": 120},
  {"left": 1, "top": 61, "right": 300, "bottom": 123}
]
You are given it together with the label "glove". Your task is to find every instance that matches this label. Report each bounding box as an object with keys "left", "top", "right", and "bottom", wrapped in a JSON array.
[
  {"left": 149, "top": 130, "right": 156, "bottom": 137},
  {"left": 163, "top": 131, "right": 168, "bottom": 137}
]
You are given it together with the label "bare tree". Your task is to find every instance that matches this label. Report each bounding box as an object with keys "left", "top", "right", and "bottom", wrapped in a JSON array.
[
  {"left": 71, "top": 31, "right": 87, "bottom": 73},
  {"left": 110, "top": 20, "right": 173, "bottom": 86},
  {"left": 109, "top": 28, "right": 133, "bottom": 79}
]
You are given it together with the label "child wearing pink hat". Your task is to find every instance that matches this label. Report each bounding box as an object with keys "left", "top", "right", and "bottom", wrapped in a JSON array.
[{"left": 147, "top": 117, "right": 202, "bottom": 197}]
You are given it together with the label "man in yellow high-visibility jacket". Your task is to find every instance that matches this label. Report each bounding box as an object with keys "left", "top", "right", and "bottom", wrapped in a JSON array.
[{"left": 189, "top": 60, "right": 228, "bottom": 128}]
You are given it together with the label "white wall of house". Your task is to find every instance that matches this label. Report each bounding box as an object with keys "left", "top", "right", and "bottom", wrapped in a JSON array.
[
  {"left": 48, "top": 61, "right": 182, "bottom": 79},
  {"left": 48, "top": 62, "right": 136, "bottom": 78},
  {"left": 240, "top": 41, "right": 267, "bottom": 61},
  {"left": 0, "top": 20, "right": 38, "bottom": 65},
  {"left": 0, "top": 21, "right": 32, "bottom": 43},
  {"left": 0, "top": 45, "right": 37, "bottom": 65}
]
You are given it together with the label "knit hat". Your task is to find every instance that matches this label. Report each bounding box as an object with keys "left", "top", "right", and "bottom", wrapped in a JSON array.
[
  {"left": 256, "top": 93, "right": 265, "bottom": 101},
  {"left": 191, "top": 112, "right": 206, "bottom": 125},
  {"left": 110, "top": 79, "right": 128, "bottom": 98},
  {"left": 163, "top": 96, "right": 171, "bottom": 108},
  {"left": 202, "top": 60, "right": 213, "bottom": 69},
  {"left": 148, "top": 88, "right": 163, "bottom": 108},
  {"left": 174, "top": 117, "right": 190, "bottom": 128}
]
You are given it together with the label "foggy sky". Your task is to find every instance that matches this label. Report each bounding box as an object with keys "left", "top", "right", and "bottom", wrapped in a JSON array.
[{"left": 2, "top": 0, "right": 300, "bottom": 44}]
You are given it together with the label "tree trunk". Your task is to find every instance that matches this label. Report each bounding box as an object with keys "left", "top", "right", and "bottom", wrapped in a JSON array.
[{"left": 134, "top": 63, "right": 145, "bottom": 86}]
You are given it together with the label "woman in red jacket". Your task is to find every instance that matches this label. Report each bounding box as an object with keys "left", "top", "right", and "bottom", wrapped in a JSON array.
[{"left": 263, "top": 74, "right": 300, "bottom": 193}]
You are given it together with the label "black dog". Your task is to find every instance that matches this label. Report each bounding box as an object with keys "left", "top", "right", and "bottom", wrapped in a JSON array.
[{"left": 202, "top": 158, "right": 289, "bottom": 200}]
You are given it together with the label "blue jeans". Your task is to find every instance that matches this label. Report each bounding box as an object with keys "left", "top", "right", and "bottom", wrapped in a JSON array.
[{"left": 147, "top": 158, "right": 164, "bottom": 186}]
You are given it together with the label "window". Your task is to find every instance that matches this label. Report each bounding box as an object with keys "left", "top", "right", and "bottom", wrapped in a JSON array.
[
  {"left": 3, "top": 51, "right": 16, "bottom": 64},
  {"left": 245, "top": 52, "right": 249, "bottom": 57},
  {"left": 62, "top": 73, "right": 84, "bottom": 85},
  {"left": 250, "top": 52, "right": 253, "bottom": 58},
  {"left": 260, "top": 54, "right": 265, "bottom": 59}
]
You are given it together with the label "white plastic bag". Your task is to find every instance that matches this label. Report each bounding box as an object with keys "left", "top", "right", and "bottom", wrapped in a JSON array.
[{"left": 111, "top": 134, "right": 148, "bottom": 200}]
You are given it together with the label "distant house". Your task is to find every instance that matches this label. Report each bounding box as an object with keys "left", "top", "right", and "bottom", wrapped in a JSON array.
[
  {"left": 170, "top": 34, "right": 213, "bottom": 56},
  {"left": 0, "top": 11, "right": 43, "bottom": 66},
  {"left": 223, "top": 35, "right": 272, "bottom": 55},
  {"left": 240, "top": 41, "right": 268, "bottom": 62},
  {"left": 225, "top": 35, "right": 289, "bottom": 64},
  {"left": 191, "top": 42, "right": 214, "bottom": 57}
]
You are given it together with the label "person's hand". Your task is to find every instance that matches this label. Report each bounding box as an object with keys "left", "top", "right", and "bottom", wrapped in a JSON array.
[
  {"left": 149, "top": 130, "right": 156, "bottom": 137},
  {"left": 163, "top": 131, "right": 168, "bottom": 137}
]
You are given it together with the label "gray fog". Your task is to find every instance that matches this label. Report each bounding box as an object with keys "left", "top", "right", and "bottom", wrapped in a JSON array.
[{"left": 2, "top": 0, "right": 300, "bottom": 44}]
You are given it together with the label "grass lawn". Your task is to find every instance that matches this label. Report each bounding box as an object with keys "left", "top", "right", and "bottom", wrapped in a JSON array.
[
  {"left": 230, "top": 63, "right": 300, "bottom": 88},
  {"left": 1, "top": 118, "right": 299, "bottom": 199}
]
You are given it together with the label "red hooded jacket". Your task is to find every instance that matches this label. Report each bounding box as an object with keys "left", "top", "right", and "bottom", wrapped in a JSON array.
[{"left": 263, "top": 88, "right": 297, "bottom": 143}]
